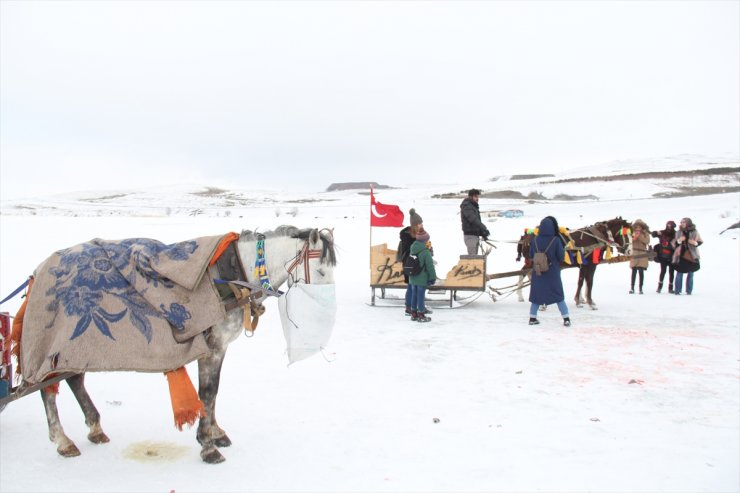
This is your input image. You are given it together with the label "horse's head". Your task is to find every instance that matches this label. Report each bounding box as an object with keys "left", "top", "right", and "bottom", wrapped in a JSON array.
[
  {"left": 287, "top": 227, "right": 337, "bottom": 285},
  {"left": 238, "top": 225, "right": 337, "bottom": 290},
  {"left": 516, "top": 230, "right": 535, "bottom": 262},
  {"left": 600, "top": 217, "right": 632, "bottom": 253}
]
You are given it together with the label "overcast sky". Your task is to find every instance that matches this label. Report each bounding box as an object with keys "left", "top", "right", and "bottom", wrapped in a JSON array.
[{"left": 1, "top": 1, "right": 738, "bottom": 198}]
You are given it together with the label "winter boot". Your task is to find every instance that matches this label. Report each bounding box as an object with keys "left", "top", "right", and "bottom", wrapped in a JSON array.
[
  {"left": 657, "top": 282, "right": 663, "bottom": 293},
  {"left": 416, "top": 313, "right": 431, "bottom": 323},
  {"left": 563, "top": 317, "right": 571, "bottom": 327},
  {"left": 668, "top": 283, "right": 674, "bottom": 294},
  {"left": 405, "top": 306, "right": 413, "bottom": 316},
  {"left": 629, "top": 288, "right": 635, "bottom": 294},
  {"left": 528, "top": 318, "right": 540, "bottom": 325},
  {"left": 410, "top": 311, "right": 418, "bottom": 321},
  {"left": 639, "top": 287, "right": 644, "bottom": 295}
]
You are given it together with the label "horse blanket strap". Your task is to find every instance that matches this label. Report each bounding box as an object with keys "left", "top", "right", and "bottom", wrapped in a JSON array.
[
  {"left": 224, "top": 284, "right": 262, "bottom": 334},
  {"left": 216, "top": 280, "right": 282, "bottom": 335},
  {"left": 286, "top": 242, "right": 323, "bottom": 283},
  {"left": 254, "top": 238, "right": 275, "bottom": 291}
]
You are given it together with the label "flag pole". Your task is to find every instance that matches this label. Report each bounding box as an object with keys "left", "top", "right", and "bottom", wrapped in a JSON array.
[{"left": 369, "top": 186, "right": 373, "bottom": 273}]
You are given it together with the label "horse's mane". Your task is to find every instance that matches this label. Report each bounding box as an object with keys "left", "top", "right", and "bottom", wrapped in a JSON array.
[{"left": 240, "top": 226, "right": 337, "bottom": 266}]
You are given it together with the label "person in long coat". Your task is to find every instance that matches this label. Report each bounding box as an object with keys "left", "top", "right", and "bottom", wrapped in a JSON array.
[
  {"left": 629, "top": 219, "right": 651, "bottom": 294},
  {"left": 528, "top": 216, "right": 571, "bottom": 326},
  {"left": 672, "top": 217, "right": 703, "bottom": 295}
]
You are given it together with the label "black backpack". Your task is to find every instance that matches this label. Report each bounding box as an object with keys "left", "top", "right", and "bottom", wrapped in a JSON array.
[{"left": 403, "top": 254, "right": 423, "bottom": 277}]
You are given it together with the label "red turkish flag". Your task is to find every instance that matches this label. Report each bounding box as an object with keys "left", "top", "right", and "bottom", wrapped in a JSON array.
[{"left": 370, "top": 188, "right": 404, "bottom": 227}]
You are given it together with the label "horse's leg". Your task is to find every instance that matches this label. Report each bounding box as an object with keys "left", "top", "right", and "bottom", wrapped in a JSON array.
[
  {"left": 516, "top": 273, "right": 525, "bottom": 302},
  {"left": 66, "top": 373, "right": 109, "bottom": 444},
  {"left": 586, "top": 265, "right": 598, "bottom": 309},
  {"left": 40, "top": 385, "right": 81, "bottom": 457},
  {"left": 574, "top": 268, "right": 585, "bottom": 307},
  {"left": 197, "top": 347, "right": 229, "bottom": 464}
]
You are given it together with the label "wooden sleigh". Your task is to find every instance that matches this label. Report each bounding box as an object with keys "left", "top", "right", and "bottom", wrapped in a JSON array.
[{"left": 369, "top": 243, "right": 487, "bottom": 308}]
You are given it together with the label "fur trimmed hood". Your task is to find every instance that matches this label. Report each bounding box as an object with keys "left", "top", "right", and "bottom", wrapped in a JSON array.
[{"left": 632, "top": 219, "right": 649, "bottom": 232}]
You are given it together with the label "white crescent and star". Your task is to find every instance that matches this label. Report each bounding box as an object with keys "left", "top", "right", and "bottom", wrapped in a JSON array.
[{"left": 371, "top": 205, "right": 387, "bottom": 218}]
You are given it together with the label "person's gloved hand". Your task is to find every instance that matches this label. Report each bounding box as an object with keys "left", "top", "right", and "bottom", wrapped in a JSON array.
[{"left": 427, "top": 278, "right": 436, "bottom": 286}]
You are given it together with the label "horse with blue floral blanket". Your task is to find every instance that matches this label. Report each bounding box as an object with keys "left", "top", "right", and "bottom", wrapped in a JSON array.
[{"left": 12, "top": 226, "right": 336, "bottom": 463}]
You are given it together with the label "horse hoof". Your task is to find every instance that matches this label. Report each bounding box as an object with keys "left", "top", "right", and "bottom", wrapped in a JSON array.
[
  {"left": 88, "top": 431, "right": 110, "bottom": 444},
  {"left": 201, "top": 448, "right": 226, "bottom": 464},
  {"left": 214, "top": 435, "right": 232, "bottom": 448},
  {"left": 58, "top": 444, "right": 81, "bottom": 457}
]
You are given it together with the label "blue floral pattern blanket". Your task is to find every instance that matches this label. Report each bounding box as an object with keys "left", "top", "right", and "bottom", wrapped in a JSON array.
[{"left": 20, "top": 235, "right": 229, "bottom": 384}]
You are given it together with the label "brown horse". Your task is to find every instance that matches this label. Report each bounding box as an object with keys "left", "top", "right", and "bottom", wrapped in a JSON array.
[
  {"left": 568, "top": 217, "right": 632, "bottom": 309},
  {"left": 515, "top": 217, "right": 632, "bottom": 308}
]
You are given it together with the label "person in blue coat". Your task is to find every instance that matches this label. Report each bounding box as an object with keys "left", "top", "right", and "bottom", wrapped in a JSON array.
[{"left": 528, "top": 216, "right": 571, "bottom": 326}]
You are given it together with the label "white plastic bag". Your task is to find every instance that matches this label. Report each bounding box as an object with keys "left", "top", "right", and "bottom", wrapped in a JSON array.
[{"left": 278, "top": 283, "right": 337, "bottom": 365}]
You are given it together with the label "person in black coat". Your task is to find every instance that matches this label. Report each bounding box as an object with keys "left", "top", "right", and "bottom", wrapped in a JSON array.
[
  {"left": 651, "top": 220, "right": 676, "bottom": 293},
  {"left": 460, "top": 189, "right": 490, "bottom": 255},
  {"left": 398, "top": 209, "right": 430, "bottom": 316},
  {"left": 528, "top": 216, "right": 571, "bottom": 327}
]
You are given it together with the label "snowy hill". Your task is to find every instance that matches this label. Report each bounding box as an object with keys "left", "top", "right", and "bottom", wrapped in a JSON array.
[{"left": 1, "top": 154, "right": 738, "bottom": 218}]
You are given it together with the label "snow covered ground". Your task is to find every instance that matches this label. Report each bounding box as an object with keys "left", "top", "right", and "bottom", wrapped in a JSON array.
[{"left": 1, "top": 159, "right": 739, "bottom": 493}]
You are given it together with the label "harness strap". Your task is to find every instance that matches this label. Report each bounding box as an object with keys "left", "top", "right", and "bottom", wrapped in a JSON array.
[
  {"left": 286, "top": 242, "right": 322, "bottom": 283},
  {"left": 0, "top": 278, "right": 30, "bottom": 306}
]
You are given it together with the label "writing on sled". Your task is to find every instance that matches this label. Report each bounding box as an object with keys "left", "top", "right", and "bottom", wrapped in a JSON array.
[{"left": 369, "top": 243, "right": 487, "bottom": 307}]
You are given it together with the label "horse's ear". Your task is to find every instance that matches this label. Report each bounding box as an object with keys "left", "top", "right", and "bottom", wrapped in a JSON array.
[{"left": 310, "top": 228, "right": 320, "bottom": 245}]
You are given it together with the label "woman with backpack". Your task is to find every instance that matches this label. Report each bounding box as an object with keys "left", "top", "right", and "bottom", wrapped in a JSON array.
[
  {"left": 408, "top": 230, "right": 437, "bottom": 323},
  {"left": 398, "top": 209, "right": 424, "bottom": 316},
  {"left": 528, "top": 216, "right": 571, "bottom": 327},
  {"left": 651, "top": 220, "right": 677, "bottom": 293}
]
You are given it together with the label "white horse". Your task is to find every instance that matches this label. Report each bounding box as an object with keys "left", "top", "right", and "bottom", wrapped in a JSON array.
[{"left": 25, "top": 226, "right": 336, "bottom": 464}]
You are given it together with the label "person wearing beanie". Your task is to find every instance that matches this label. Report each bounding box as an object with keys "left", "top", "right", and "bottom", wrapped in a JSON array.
[
  {"left": 408, "top": 230, "right": 436, "bottom": 323},
  {"left": 672, "top": 217, "right": 703, "bottom": 295},
  {"left": 460, "top": 188, "right": 490, "bottom": 255},
  {"left": 397, "top": 209, "right": 430, "bottom": 317},
  {"left": 409, "top": 208, "right": 423, "bottom": 228},
  {"left": 651, "top": 220, "right": 677, "bottom": 293},
  {"left": 629, "top": 219, "right": 650, "bottom": 294}
]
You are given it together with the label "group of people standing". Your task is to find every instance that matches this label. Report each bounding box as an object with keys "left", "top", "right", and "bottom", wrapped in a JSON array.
[
  {"left": 630, "top": 217, "right": 703, "bottom": 296},
  {"left": 396, "top": 187, "right": 704, "bottom": 327}
]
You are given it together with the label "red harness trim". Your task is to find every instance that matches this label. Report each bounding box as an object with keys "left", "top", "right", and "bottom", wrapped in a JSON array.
[{"left": 286, "top": 242, "right": 323, "bottom": 283}]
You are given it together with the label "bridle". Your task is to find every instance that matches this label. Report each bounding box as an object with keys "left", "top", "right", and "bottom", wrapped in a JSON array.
[
  {"left": 286, "top": 240, "right": 323, "bottom": 284},
  {"left": 605, "top": 222, "right": 632, "bottom": 253}
]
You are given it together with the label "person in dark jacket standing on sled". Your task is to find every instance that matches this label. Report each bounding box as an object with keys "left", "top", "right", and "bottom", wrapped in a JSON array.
[
  {"left": 528, "top": 216, "right": 571, "bottom": 326},
  {"left": 460, "top": 188, "right": 490, "bottom": 255}
]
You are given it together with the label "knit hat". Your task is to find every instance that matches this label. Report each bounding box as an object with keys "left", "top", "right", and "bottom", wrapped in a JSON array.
[
  {"left": 409, "top": 208, "right": 423, "bottom": 227},
  {"left": 666, "top": 220, "right": 676, "bottom": 229},
  {"left": 416, "top": 231, "right": 430, "bottom": 243}
]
